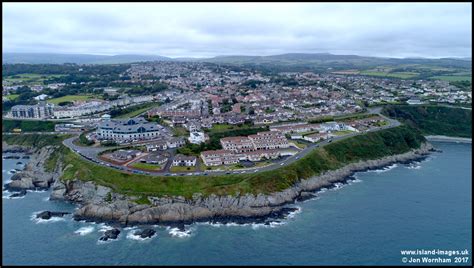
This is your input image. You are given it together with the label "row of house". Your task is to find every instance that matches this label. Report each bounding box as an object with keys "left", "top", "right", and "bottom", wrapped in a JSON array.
[
  {"left": 220, "top": 131, "right": 290, "bottom": 153},
  {"left": 201, "top": 148, "right": 289, "bottom": 166}
]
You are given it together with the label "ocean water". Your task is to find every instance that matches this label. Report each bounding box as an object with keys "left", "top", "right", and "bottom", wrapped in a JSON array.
[{"left": 2, "top": 142, "right": 472, "bottom": 265}]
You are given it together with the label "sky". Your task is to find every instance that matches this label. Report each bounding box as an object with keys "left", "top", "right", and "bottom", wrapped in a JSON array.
[{"left": 2, "top": 2, "right": 472, "bottom": 58}]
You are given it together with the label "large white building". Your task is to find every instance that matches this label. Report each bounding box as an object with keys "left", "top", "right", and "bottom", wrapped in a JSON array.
[
  {"left": 10, "top": 102, "right": 54, "bottom": 119},
  {"left": 96, "top": 117, "right": 165, "bottom": 143}
]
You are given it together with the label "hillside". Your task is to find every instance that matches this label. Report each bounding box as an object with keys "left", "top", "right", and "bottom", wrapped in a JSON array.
[{"left": 382, "top": 105, "right": 472, "bottom": 138}]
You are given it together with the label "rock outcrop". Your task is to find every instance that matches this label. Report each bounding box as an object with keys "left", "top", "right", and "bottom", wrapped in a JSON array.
[
  {"left": 99, "top": 228, "right": 120, "bottom": 241},
  {"left": 134, "top": 228, "right": 156, "bottom": 239},
  {"left": 36, "top": 211, "right": 70, "bottom": 220},
  {"left": 66, "top": 142, "right": 434, "bottom": 226},
  {"left": 3, "top": 146, "right": 62, "bottom": 193}
]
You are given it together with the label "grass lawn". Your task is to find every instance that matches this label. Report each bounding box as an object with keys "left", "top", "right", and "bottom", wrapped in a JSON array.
[
  {"left": 47, "top": 94, "right": 101, "bottom": 104},
  {"left": 208, "top": 123, "right": 253, "bottom": 134},
  {"left": 170, "top": 165, "right": 197, "bottom": 172},
  {"left": 130, "top": 162, "right": 162, "bottom": 171},
  {"left": 172, "top": 126, "right": 189, "bottom": 137},
  {"left": 4, "top": 74, "right": 66, "bottom": 85},
  {"left": 292, "top": 141, "right": 308, "bottom": 149},
  {"left": 430, "top": 75, "right": 472, "bottom": 82},
  {"left": 115, "top": 103, "right": 161, "bottom": 118},
  {"left": 5, "top": 94, "right": 19, "bottom": 101},
  {"left": 360, "top": 70, "right": 418, "bottom": 79},
  {"left": 332, "top": 130, "right": 355, "bottom": 136},
  {"left": 300, "top": 130, "right": 319, "bottom": 136}
]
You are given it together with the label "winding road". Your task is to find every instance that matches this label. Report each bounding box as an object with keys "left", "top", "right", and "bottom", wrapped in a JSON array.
[{"left": 61, "top": 107, "right": 400, "bottom": 176}]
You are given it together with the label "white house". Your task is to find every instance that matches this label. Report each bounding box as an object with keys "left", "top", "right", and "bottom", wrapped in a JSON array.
[{"left": 188, "top": 131, "right": 208, "bottom": 144}]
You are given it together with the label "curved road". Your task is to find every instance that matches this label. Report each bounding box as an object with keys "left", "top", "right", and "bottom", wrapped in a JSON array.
[{"left": 62, "top": 108, "right": 401, "bottom": 177}]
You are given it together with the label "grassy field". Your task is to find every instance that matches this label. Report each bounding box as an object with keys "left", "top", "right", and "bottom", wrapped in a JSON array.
[
  {"left": 130, "top": 162, "right": 162, "bottom": 171},
  {"left": 360, "top": 70, "right": 419, "bottom": 79},
  {"left": 172, "top": 127, "right": 189, "bottom": 137},
  {"left": 332, "top": 130, "right": 355, "bottom": 136},
  {"left": 208, "top": 123, "right": 255, "bottom": 133},
  {"left": 47, "top": 94, "right": 101, "bottom": 104},
  {"left": 115, "top": 103, "right": 161, "bottom": 118},
  {"left": 4, "top": 73, "right": 66, "bottom": 85},
  {"left": 3, "top": 119, "right": 58, "bottom": 132},
  {"left": 170, "top": 165, "right": 197, "bottom": 172},
  {"left": 5, "top": 94, "right": 19, "bottom": 101},
  {"left": 430, "top": 75, "right": 472, "bottom": 82}
]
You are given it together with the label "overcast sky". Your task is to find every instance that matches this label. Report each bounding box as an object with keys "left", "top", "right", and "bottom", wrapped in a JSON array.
[{"left": 2, "top": 3, "right": 472, "bottom": 58}]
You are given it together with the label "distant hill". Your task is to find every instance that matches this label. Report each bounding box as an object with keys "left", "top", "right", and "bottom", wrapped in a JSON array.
[
  {"left": 192, "top": 53, "right": 472, "bottom": 70},
  {"left": 3, "top": 52, "right": 471, "bottom": 71},
  {"left": 2, "top": 53, "right": 172, "bottom": 64}
]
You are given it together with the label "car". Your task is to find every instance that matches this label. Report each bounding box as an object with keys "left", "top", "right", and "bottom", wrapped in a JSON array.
[
  {"left": 328, "top": 139, "right": 333, "bottom": 143},
  {"left": 254, "top": 169, "right": 259, "bottom": 173},
  {"left": 165, "top": 174, "right": 170, "bottom": 176},
  {"left": 225, "top": 172, "right": 231, "bottom": 174},
  {"left": 280, "top": 163, "right": 285, "bottom": 166},
  {"left": 241, "top": 171, "right": 246, "bottom": 174},
  {"left": 295, "top": 156, "right": 300, "bottom": 159},
  {"left": 203, "top": 173, "right": 209, "bottom": 176}
]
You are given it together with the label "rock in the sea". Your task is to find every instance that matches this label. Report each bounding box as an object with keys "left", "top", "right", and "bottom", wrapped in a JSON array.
[
  {"left": 99, "top": 228, "right": 120, "bottom": 241},
  {"left": 134, "top": 228, "right": 156, "bottom": 239},
  {"left": 36, "top": 211, "right": 70, "bottom": 220},
  {"left": 16, "top": 162, "right": 23, "bottom": 165},
  {"left": 9, "top": 189, "right": 27, "bottom": 198}
]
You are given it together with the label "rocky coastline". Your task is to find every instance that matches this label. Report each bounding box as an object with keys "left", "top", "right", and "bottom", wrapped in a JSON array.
[
  {"left": 3, "top": 143, "right": 62, "bottom": 193},
  {"left": 55, "top": 142, "right": 435, "bottom": 227},
  {"left": 3, "top": 140, "right": 436, "bottom": 227}
]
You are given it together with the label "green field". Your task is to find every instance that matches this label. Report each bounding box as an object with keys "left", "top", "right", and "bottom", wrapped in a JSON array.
[
  {"left": 360, "top": 71, "right": 419, "bottom": 79},
  {"left": 170, "top": 165, "right": 197, "bottom": 172},
  {"left": 5, "top": 94, "right": 19, "bottom": 101},
  {"left": 4, "top": 73, "right": 66, "bottom": 85},
  {"left": 130, "top": 162, "right": 162, "bottom": 171},
  {"left": 115, "top": 103, "right": 161, "bottom": 119},
  {"left": 2, "top": 119, "right": 58, "bottom": 132},
  {"left": 47, "top": 94, "right": 102, "bottom": 104},
  {"left": 208, "top": 123, "right": 254, "bottom": 133},
  {"left": 332, "top": 130, "right": 355, "bottom": 136},
  {"left": 172, "top": 126, "right": 189, "bottom": 137},
  {"left": 430, "top": 75, "right": 472, "bottom": 82}
]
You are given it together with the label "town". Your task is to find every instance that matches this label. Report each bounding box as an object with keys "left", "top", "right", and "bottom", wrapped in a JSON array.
[{"left": 2, "top": 60, "right": 470, "bottom": 175}]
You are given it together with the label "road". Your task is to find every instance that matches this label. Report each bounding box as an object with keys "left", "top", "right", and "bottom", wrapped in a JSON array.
[{"left": 61, "top": 107, "right": 401, "bottom": 177}]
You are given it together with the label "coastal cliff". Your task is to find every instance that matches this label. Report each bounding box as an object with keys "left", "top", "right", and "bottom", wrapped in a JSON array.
[
  {"left": 53, "top": 142, "right": 434, "bottom": 226},
  {"left": 3, "top": 144, "right": 63, "bottom": 192}
]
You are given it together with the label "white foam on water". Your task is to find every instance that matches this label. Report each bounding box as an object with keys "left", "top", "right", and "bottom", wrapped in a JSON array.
[
  {"left": 166, "top": 226, "right": 193, "bottom": 238},
  {"left": 330, "top": 182, "right": 345, "bottom": 190},
  {"left": 126, "top": 230, "right": 156, "bottom": 241},
  {"left": 30, "top": 211, "right": 67, "bottom": 224},
  {"left": 26, "top": 189, "right": 48, "bottom": 193},
  {"left": 42, "top": 197, "right": 50, "bottom": 202},
  {"left": 97, "top": 223, "right": 115, "bottom": 233},
  {"left": 74, "top": 226, "right": 95, "bottom": 236},
  {"left": 370, "top": 163, "right": 398, "bottom": 173},
  {"left": 407, "top": 164, "right": 422, "bottom": 170},
  {"left": 2, "top": 169, "right": 6, "bottom": 173},
  {"left": 286, "top": 206, "right": 302, "bottom": 219},
  {"left": 318, "top": 188, "right": 328, "bottom": 193}
]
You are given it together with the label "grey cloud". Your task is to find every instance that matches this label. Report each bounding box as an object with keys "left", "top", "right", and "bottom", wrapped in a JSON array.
[{"left": 2, "top": 3, "right": 471, "bottom": 58}]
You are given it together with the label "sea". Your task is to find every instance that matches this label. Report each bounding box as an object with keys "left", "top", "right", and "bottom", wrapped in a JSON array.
[{"left": 2, "top": 141, "right": 472, "bottom": 265}]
